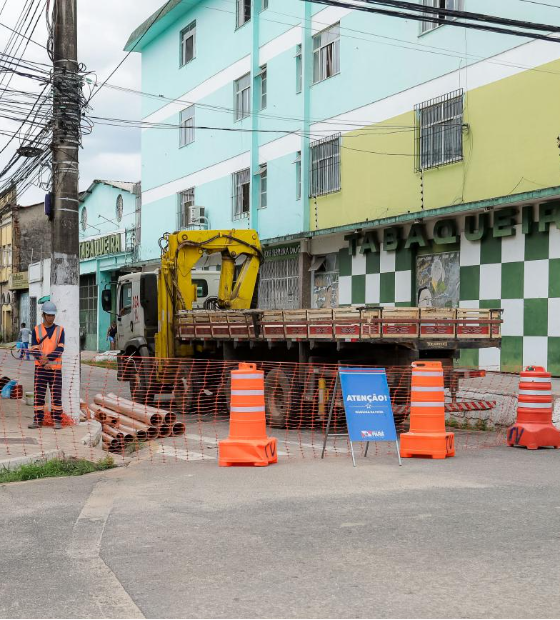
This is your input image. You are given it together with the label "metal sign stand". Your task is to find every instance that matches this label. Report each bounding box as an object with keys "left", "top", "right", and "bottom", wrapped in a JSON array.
[{"left": 321, "top": 374, "right": 402, "bottom": 468}]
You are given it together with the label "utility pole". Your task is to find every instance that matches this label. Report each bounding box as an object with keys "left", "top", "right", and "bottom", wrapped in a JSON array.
[{"left": 51, "top": 0, "right": 80, "bottom": 422}]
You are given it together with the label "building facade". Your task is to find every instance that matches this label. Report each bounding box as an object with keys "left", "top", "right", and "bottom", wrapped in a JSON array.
[
  {"left": 127, "top": 0, "right": 560, "bottom": 373},
  {"left": 78, "top": 180, "right": 141, "bottom": 351}
]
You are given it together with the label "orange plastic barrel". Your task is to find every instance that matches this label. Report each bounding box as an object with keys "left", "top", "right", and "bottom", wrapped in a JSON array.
[
  {"left": 219, "top": 363, "right": 278, "bottom": 467},
  {"left": 508, "top": 366, "right": 560, "bottom": 450},
  {"left": 400, "top": 361, "right": 455, "bottom": 459}
]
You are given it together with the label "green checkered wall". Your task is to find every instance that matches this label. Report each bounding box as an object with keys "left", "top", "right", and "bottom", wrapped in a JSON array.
[
  {"left": 337, "top": 222, "right": 560, "bottom": 374},
  {"left": 339, "top": 245, "right": 413, "bottom": 307}
]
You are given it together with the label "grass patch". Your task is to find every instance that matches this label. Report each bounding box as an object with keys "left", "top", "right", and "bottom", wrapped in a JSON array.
[{"left": 0, "top": 456, "right": 115, "bottom": 484}]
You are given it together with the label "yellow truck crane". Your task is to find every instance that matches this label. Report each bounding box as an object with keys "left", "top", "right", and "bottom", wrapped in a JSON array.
[{"left": 102, "top": 229, "right": 502, "bottom": 427}]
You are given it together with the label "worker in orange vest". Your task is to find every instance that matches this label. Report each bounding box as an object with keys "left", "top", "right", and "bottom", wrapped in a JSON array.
[{"left": 28, "top": 301, "right": 65, "bottom": 429}]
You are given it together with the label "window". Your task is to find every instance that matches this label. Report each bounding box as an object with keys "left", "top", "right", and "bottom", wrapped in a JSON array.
[
  {"left": 180, "top": 105, "right": 195, "bottom": 146},
  {"left": 234, "top": 73, "right": 251, "bottom": 121},
  {"left": 420, "top": 0, "right": 462, "bottom": 34},
  {"left": 236, "top": 0, "right": 251, "bottom": 27},
  {"left": 415, "top": 90, "right": 463, "bottom": 170},
  {"left": 295, "top": 151, "right": 302, "bottom": 200},
  {"left": 119, "top": 282, "right": 132, "bottom": 316},
  {"left": 178, "top": 188, "right": 195, "bottom": 229},
  {"left": 80, "top": 207, "right": 87, "bottom": 231},
  {"left": 310, "top": 134, "right": 341, "bottom": 197},
  {"left": 261, "top": 0, "right": 269, "bottom": 10},
  {"left": 259, "top": 65, "right": 267, "bottom": 110},
  {"left": 295, "top": 44, "right": 302, "bottom": 94},
  {"left": 180, "top": 21, "right": 196, "bottom": 66},
  {"left": 193, "top": 279, "right": 209, "bottom": 299},
  {"left": 313, "top": 23, "right": 340, "bottom": 84},
  {"left": 258, "top": 165, "right": 267, "bottom": 209},
  {"left": 232, "top": 168, "right": 250, "bottom": 219}
]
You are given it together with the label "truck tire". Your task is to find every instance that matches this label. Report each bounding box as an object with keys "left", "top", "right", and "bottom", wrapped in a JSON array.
[
  {"left": 265, "top": 368, "right": 291, "bottom": 428},
  {"left": 128, "top": 351, "right": 156, "bottom": 406}
]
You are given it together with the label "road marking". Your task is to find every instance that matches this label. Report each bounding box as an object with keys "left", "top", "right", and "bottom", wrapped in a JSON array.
[
  {"left": 68, "top": 479, "right": 144, "bottom": 619},
  {"left": 183, "top": 434, "right": 290, "bottom": 456},
  {"left": 156, "top": 446, "right": 215, "bottom": 461}
]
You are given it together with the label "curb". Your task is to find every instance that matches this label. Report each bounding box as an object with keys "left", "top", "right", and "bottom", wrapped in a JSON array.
[{"left": 0, "top": 449, "right": 64, "bottom": 472}]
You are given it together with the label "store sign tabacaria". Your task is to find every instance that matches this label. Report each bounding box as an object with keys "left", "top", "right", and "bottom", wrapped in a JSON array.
[
  {"left": 80, "top": 233, "right": 122, "bottom": 260},
  {"left": 344, "top": 204, "right": 560, "bottom": 255}
]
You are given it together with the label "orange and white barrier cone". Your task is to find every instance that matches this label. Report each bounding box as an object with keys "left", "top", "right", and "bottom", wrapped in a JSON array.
[
  {"left": 400, "top": 361, "right": 455, "bottom": 460},
  {"left": 507, "top": 366, "right": 560, "bottom": 450},
  {"left": 219, "top": 363, "right": 278, "bottom": 467}
]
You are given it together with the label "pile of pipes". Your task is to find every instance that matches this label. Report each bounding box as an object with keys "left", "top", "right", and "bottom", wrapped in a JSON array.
[{"left": 89, "top": 393, "right": 186, "bottom": 453}]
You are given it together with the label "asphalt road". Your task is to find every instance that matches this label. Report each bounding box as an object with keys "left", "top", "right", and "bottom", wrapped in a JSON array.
[{"left": 1, "top": 446, "right": 559, "bottom": 619}]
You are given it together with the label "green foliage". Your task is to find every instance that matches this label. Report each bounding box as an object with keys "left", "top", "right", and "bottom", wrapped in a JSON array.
[{"left": 0, "top": 457, "right": 115, "bottom": 484}]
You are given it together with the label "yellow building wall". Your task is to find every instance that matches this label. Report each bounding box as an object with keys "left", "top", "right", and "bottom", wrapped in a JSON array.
[
  {"left": 313, "top": 58, "right": 560, "bottom": 230},
  {"left": 0, "top": 223, "right": 12, "bottom": 283}
]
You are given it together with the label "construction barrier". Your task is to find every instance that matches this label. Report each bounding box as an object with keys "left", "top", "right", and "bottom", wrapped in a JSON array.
[
  {"left": 507, "top": 366, "right": 560, "bottom": 450},
  {"left": 399, "top": 361, "right": 455, "bottom": 459},
  {"left": 218, "top": 363, "right": 277, "bottom": 467},
  {"left": 0, "top": 348, "right": 555, "bottom": 464}
]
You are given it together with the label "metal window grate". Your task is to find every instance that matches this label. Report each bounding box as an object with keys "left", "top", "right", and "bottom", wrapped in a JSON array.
[
  {"left": 178, "top": 188, "right": 195, "bottom": 229},
  {"left": 258, "top": 258, "right": 300, "bottom": 310},
  {"left": 420, "top": 0, "right": 462, "bottom": 34},
  {"left": 310, "top": 134, "right": 341, "bottom": 197},
  {"left": 415, "top": 89, "right": 463, "bottom": 171}
]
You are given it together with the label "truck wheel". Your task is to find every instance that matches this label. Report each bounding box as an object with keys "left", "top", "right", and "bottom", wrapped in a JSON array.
[
  {"left": 173, "top": 375, "right": 194, "bottom": 414},
  {"left": 265, "top": 368, "right": 291, "bottom": 428},
  {"left": 129, "top": 353, "right": 155, "bottom": 406}
]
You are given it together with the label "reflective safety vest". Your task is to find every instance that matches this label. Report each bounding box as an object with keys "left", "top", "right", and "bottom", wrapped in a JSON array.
[{"left": 34, "top": 324, "right": 64, "bottom": 370}]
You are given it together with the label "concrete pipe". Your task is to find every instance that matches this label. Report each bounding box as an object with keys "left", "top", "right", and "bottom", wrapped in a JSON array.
[
  {"left": 95, "top": 394, "right": 163, "bottom": 426},
  {"left": 172, "top": 422, "right": 186, "bottom": 437}
]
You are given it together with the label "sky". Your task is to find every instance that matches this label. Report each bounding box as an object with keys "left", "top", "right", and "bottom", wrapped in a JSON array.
[{"left": 0, "top": 0, "right": 164, "bottom": 205}]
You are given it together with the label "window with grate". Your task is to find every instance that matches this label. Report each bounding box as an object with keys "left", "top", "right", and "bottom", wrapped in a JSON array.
[
  {"left": 180, "top": 21, "right": 196, "bottom": 66},
  {"left": 310, "top": 134, "right": 341, "bottom": 197},
  {"left": 295, "top": 44, "right": 302, "bottom": 93},
  {"left": 180, "top": 105, "right": 195, "bottom": 146},
  {"left": 232, "top": 169, "right": 250, "bottom": 219},
  {"left": 258, "top": 165, "right": 267, "bottom": 209},
  {"left": 261, "top": 0, "right": 269, "bottom": 10},
  {"left": 234, "top": 73, "right": 251, "bottom": 121},
  {"left": 415, "top": 90, "right": 463, "bottom": 170},
  {"left": 259, "top": 65, "right": 267, "bottom": 110},
  {"left": 236, "top": 0, "right": 251, "bottom": 27},
  {"left": 178, "top": 188, "right": 195, "bottom": 229},
  {"left": 420, "top": 0, "right": 462, "bottom": 35},
  {"left": 313, "top": 23, "right": 340, "bottom": 84},
  {"left": 295, "top": 151, "right": 302, "bottom": 201}
]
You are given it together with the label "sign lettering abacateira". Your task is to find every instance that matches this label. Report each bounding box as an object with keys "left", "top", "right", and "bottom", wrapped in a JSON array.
[
  {"left": 345, "top": 203, "right": 560, "bottom": 255},
  {"left": 79, "top": 233, "right": 122, "bottom": 261},
  {"left": 263, "top": 242, "right": 300, "bottom": 261}
]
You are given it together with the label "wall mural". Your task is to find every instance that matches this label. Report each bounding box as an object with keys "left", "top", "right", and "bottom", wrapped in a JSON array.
[{"left": 416, "top": 251, "right": 460, "bottom": 308}]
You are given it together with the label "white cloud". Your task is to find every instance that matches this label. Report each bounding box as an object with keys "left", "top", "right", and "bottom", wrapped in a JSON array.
[{"left": 0, "top": 0, "right": 163, "bottom": 204}]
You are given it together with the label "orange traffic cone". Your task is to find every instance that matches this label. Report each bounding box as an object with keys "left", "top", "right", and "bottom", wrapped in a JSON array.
[
  {"left": 219, "top": 363, "right": 278, "bottom": 467},
  {"left": 507, "top": 366, "right": 560, "bottom": 450},
  {"left": 400, "top": 361, "right": 455, "bottom": 459}
]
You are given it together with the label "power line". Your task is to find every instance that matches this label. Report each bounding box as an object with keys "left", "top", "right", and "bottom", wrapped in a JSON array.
[{"left": 302, "top": 0, "right": 560, "bottom": 42}]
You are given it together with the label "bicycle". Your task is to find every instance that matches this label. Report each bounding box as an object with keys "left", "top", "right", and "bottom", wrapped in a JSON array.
[{"left": 10, "top": 342, "right": 32, "bottom": 361}]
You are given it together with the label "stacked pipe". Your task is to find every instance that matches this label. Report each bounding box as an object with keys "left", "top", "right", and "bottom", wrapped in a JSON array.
[{"left": 91, "top": 393, "right": 186, "bottom": 453}]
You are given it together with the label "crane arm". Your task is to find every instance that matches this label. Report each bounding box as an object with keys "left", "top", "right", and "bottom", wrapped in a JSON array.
[{"left": 156, "top": 230, "right": 263, "bottom": 359}]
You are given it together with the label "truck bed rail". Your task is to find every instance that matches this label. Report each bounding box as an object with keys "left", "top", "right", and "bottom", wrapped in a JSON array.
[{"left": 176, "top": 307, "right": 502, "bottom": 346}]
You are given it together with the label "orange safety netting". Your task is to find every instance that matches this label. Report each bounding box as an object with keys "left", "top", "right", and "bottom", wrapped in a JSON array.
[{"left": 0, "top": 348, "right": 533, "bottom": 464}]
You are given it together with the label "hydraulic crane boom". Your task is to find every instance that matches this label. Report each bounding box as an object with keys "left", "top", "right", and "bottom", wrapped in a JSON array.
[{"left": 156, "top": 229, "right": 263, "bottom": 359}]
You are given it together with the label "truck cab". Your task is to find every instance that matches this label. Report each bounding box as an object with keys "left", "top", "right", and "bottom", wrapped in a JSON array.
[{"left": 102, "top": 270, "right": 220, "bottom": 355}]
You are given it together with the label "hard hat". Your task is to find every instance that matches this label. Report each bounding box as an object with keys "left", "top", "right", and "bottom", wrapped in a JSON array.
[{"left": 42, "top": 301, "right": 58, "bottom": 315}]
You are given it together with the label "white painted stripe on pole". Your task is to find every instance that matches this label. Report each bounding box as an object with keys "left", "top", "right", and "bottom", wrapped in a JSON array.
[
  {"left": 518, "top": 402, "right": 553, "bottom": 409},
  {"left": 231, "top": 390, "right": 265, "bottom": 396},
  {"left": 231, "top": 406, "right": 265, "bottom": 413},
  {"left": 410, "top": 402, "right": 445, "bottom": 408},
  {"left": 412, "top": 387, "right": 445, "bottom": 392},
  {"left": 233, "top": 374, "right": 263, "bottom": 380},
  {"left": 519, "top": 389, "right": 552, "bottom": 396},
  {"left": 520, "top": 377, "right": 551, "bottom": 383}
]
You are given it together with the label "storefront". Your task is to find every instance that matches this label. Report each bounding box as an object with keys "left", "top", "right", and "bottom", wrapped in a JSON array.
[
  {"left": 78, "top": 180, "right": 140, "bottom": 351},
  {"left": 269, "top": 198, "right": 560, "bottom": 375},
  {"left": 258, "top": 242, "right": 302, "bottom": 310}
]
